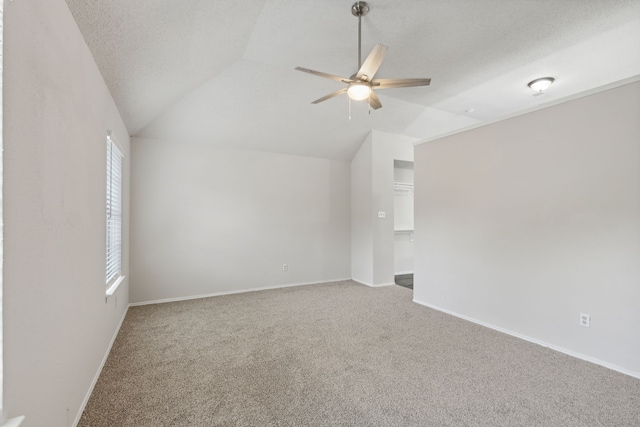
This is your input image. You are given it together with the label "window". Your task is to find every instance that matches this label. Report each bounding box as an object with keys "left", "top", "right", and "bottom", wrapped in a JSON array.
[{"left": 106, "top": 132, "right": 123, "bottom": 295}]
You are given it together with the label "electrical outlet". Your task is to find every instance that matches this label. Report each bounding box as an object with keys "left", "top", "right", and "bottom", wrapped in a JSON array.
[
  {"left": 378, "top": 211, "right": 386, "bottom": 218},
  {"left": 282, "top": 264, "right": 288, "bottom": 271},
  {"left": 580, "top": 313, "right": 591, "bottom": 328}
]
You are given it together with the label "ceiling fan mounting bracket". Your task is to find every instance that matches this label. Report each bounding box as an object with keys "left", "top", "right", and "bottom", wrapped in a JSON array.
[{"left": 351, "top": 1, "right": 369, "bottom": 17}]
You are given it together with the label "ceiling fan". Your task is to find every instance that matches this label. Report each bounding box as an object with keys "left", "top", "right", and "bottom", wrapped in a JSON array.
[{"left": 295, "top": 1, "right": 431, "bottom": 110}]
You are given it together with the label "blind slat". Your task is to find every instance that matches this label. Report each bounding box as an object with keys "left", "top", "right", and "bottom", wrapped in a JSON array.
[{"left": 106, "top": 136, "right": 124, "bottom": 285}]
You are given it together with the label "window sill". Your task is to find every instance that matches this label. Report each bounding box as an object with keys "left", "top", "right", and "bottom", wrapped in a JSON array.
[
  {"left": 1, "top": 416, "right": 25, "bottom": 427},
  {"left": 106, "top": 275, "right": 125, "bottom": 301}
]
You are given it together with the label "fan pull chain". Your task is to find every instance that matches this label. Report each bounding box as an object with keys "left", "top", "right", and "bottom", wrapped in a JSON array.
[{"left": 348, "top": 97, "right": 352, "bottom": 121}]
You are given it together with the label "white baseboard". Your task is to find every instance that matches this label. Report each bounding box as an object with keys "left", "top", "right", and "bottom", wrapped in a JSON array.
[
  {"left": 73, "top": 305, "right": 130, "bottom": 427},
  {"left": 1, "top": 416, "right": 25, "bottom": 427},
  {"left": 394, "top": 271, "right": 414, "bottom": 276},
  {"left": 412, "top": 298, "right": 640, "bottom": 380},
  {"left": 129, "top": 278, "right": 353, "bottom": 306},
  {"left": 374, "top": 282, "right": 396, "bottom": 287},
  {"left": 353, "top": 280, "right": 396, "bottom": 288}
]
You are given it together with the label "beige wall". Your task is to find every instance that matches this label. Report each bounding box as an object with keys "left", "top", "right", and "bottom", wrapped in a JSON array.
[
  {"left": 130, "top": 137, "right": 351, "bottom": 303},
  {"left": 414, "top": 80, "right": 640, "bottom": 376},
  {"left": 3, "top": 0, "right": 131, "bottom": 425}
]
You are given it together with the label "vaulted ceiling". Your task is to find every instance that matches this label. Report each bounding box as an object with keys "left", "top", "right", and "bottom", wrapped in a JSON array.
[{"left": 65, "top": 0, "right": 640, "bottom": 160}]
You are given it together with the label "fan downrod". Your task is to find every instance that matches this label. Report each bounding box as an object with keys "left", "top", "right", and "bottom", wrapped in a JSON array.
[
  {"left": 351, "top": 1, "right": 369, "bottom": 17},
  {"left": 352, "top": 2, "right": 369, "bottom": 69}
]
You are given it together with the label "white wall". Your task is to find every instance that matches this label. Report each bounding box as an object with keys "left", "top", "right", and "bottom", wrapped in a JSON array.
[
  {"left": 0, "top": 0, "right": 6, "bottom": 418},
  {"left": 3, "top": 0, "right": 131, "bottom": 426},
  {"left": 351, "top": 134, "right": 374, "bottom": 285},
  {"left": 351, "top": 130, "right": 416, "bottom": 286},
  {"left": 414, "top": 80, "right": 640, "bottom": 376},
  {"left": 394, "top": 232, "right": 414, "bottom": 275},
  {"left": 130, "top": 138, "right": 351, "bottom": 303},
  {"left": 372, "top": 131, "right": 416, "bottom": 285}
]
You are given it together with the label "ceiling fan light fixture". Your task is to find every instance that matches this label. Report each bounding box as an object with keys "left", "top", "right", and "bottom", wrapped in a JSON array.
[
  {"left": 347, "top": 81, "right": 372, "bottom": 100},
  {"left": 528, "top": 77, "right": 555, "bottom": 93},
  {"left": 295, "top": 2, "right": 431, "bottom": 110}
]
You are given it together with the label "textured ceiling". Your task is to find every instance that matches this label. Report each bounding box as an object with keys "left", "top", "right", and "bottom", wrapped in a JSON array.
[{"left": 65, "top": 0, "right": 640, "bottom": 160}]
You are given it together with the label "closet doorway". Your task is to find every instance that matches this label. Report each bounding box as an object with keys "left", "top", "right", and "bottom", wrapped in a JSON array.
[{"left": 393, "top": 160, "right": 414, "bottom": 289}]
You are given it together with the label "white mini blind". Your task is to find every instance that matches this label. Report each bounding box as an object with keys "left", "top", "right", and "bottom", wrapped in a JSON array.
[{"left": 106, "top": 134, "right": 123, "bottom": 286}]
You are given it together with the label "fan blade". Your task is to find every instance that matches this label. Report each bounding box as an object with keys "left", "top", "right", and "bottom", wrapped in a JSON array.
[
  {"left": 356, "top": 44, "right": 389, "bottom": 81},
  {"left": 373, "top": 78, "right": 431, "bottom": 89},
  {"left": 311, "top": 87, "right": 348, "bottom": 104},
  {"left": 368, "top": 90, "right": 382, "bottom": 110},
  {"left": 295, "top": 67, "right": 353, "bottom": 83}
]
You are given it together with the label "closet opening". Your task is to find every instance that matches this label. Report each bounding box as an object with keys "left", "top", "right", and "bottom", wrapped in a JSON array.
[{"left": 393, "top": 160, "right": 414, "bottom": 289}]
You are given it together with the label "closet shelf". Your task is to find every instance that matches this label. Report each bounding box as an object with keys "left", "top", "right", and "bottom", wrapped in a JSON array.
[{"left": 394, "top": 181, "right": 414, "bottom": 193}]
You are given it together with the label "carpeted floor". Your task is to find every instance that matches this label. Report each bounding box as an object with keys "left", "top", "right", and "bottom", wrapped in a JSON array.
[{"left": 79, "top": 280, "right": 640, "bottom": 426}]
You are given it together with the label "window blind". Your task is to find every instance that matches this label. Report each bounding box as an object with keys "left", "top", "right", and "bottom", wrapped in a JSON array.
[{"left": 106, "top": 135, "right": 123, "bottom": 285}]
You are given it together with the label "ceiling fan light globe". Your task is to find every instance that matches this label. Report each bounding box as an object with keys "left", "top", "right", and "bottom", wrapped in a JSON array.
[{"left": 347, "top": 83, "right": 372, "bottom": 101}]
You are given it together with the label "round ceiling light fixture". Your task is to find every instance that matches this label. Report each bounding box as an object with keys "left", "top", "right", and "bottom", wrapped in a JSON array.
[
  {"left": 528, "top": 77, "right": 555, "bottom": 93},
  {"left": 347, "top": 81, "right": 372, "bottom": 100}
]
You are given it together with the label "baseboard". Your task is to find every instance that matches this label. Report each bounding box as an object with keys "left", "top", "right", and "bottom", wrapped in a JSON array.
[
  {"left": 352, "top": 280, "right": 396, "bottom": 288},
  {"left": 129, "top": 278, "right": 353, "bottom": 306},
  {"left": 374, "top": 282, "right": 396, "bottom": 287},
  {"left": 0, "top": 416, "right": 25, "bottom": 427},
  {"left": 73, "top": 305, "right": 130, "bottom": 427},
  {"left": 412, "top": 298, "right": 640, "bottom": 380},
  {"left": 394, "top": 271, "right": 414, "bottom": 276}
]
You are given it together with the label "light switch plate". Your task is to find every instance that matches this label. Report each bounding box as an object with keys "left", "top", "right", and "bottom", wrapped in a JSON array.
[{"left": 378, "top": 211, "right": 386, "bottom": 218}]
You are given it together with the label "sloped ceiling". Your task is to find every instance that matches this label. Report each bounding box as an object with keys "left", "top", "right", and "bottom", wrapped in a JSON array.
[{"left": 65, "top": 0, "right": 640, "bottom": 160}]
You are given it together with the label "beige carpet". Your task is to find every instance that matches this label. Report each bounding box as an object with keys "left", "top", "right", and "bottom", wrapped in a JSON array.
[{"left": 79, "top": 280, "right": 640, "bottom": 426}]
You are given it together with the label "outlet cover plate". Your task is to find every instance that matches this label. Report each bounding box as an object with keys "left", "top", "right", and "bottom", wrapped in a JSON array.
[{"left": 580, "top": 313, "right": 591, "bottom": 327}]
